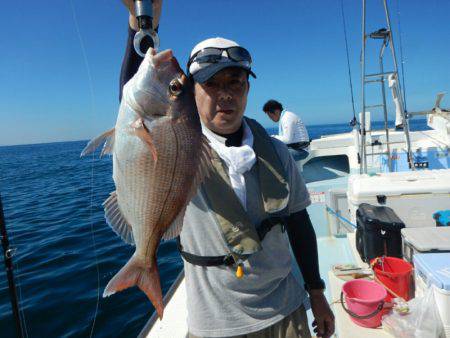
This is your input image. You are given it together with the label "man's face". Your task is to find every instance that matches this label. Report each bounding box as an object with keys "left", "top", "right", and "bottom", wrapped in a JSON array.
[
  {"left": 265, "top": 109, "right": 281, "bottom": 122},
  {"left": 194, "top": 67, "right": 249, "bottom": 134}
]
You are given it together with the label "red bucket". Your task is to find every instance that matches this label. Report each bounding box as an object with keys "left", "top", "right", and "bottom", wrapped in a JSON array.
[
  {"left": 341, "top": 279, "right": 387, "bottom": 328},
  {"left": 371, "top": 256, "right": 413, "bottom": 301}
]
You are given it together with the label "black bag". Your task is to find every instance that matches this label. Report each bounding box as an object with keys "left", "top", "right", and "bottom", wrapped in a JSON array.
[{"left": 355, "top": 203, "right": 405, "bottom": 263}]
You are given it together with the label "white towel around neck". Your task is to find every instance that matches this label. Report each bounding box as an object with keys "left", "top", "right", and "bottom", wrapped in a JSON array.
[{"left": 203, "top": 120, "right": 256, "bottom": 210}]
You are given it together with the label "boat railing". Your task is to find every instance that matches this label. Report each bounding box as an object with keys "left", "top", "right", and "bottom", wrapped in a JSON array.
[{"left": 138, "top": 269, "right": 185, "bottom": 338}]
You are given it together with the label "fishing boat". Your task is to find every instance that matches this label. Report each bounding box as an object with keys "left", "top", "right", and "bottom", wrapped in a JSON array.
[{"left": 139, "top": 0, "right": 450, "bottom": 337}]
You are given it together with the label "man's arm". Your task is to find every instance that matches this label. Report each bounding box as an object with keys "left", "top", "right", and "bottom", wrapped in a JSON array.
[
  {"left": 285, "top": 208, "right": 335, "bottom": 338},
  {"left": 285, "top": 208, "right": 322, "bottom": 289},
  {"left": 119, "top": 27, "right": 144, "bottom": 101}
]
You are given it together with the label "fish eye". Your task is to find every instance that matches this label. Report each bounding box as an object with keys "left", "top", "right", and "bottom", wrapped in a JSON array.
[{"left": 169, "top": 79, "right": 183, "bottom": 96}]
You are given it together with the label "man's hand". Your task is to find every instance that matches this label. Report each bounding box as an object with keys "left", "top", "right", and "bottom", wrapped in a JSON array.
[
  {"left": 121, "top": 0, "right": 163, "bottom": 31},
  {"left": 310, "top": 291, "right": 335, "bottom": 338}
]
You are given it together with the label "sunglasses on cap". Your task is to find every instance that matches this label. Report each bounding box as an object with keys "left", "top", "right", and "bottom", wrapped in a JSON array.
[{"left": 187, "top": 46, "right": 252, "bottom": 73}]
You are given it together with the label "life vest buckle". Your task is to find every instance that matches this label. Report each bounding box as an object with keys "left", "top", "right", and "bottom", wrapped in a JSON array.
[{"left": 222, "top": 254, "right": 236, "bottom": 266}]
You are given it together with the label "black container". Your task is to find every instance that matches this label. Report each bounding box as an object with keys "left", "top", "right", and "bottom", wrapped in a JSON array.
[{"left": 356, "top": 203, "right": 405, "bottom": 263}]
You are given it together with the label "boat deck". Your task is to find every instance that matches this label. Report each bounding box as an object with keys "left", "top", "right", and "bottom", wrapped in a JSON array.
[{"left": 328, "top": 233, "right": 394, "bottom": 337}]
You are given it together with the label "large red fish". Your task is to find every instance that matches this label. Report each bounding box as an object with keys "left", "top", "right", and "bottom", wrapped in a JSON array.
[{"left": 82, "top": 48, "right": 210, "bottom": 318}]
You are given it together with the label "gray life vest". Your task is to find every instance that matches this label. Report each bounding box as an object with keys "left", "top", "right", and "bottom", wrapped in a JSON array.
[{"left": 178, "top": 117, "right": 290, "bottom": 266}]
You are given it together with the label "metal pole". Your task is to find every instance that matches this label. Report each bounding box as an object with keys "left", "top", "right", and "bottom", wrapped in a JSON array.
[
  {"left": 360, "top": 0, "right": 367, "bottom": 174},
  {"left": 382, "top": 0, "right": 415, "bottom": 170},
  {"left": 0, "top": 194, "right": 24, "bottom": 338},
  {"left": 379, "top": 42, "right": 392, "bottom": 171}
]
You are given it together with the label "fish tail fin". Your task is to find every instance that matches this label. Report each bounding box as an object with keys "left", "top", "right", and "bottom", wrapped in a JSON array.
[{"left": 103, "top": 255, "right": 164, "bottom": 318}]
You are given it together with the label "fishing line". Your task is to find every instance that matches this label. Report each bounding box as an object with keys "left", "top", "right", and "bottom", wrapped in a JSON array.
[
  {"left": 14, "top": 258, "right": 29, "bottom": 338},
  {"left": 69, "top": 1, "right": 101, "bottom": 337},
  {"left": 340, "top": 0, "right": 357, "bottom": 126}
]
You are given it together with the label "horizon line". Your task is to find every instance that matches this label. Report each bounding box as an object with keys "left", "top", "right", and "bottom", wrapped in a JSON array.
[{"left": 0, "top": 118, "right": 427, "bottom": 148}]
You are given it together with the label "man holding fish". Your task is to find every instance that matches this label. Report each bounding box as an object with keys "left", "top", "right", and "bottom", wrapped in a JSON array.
[{"left": 91, "top": 0, "right": 335, "bottom": 337}]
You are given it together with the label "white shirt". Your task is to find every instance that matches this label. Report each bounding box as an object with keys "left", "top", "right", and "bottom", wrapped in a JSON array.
[{"left": 273, "top": 110, "right": 309, "bottom": 144}]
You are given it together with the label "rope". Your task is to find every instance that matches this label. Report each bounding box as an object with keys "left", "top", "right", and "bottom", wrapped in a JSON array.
[
  {"left": 340, "top": 0, "right": 357, "bottom": 125},
  {"left": 396, "top": 0, "right": 408, "bottom": 112},
  {"left": 325, "top": 206, "right": 357, "bottom": 229}
]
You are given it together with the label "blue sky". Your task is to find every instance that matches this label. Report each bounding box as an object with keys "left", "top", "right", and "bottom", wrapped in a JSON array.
[{"left": 0, "top": 0, "right": 449, "bottom": 146}]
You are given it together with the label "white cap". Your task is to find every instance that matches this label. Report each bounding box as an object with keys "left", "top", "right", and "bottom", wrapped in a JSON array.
[{"left": 188, "top": 37, "right": 256, "bottom": 83}]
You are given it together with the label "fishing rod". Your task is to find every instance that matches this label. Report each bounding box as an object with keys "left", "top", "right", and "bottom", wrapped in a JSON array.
[
  {"left": 133, "top": 0, "right": 160, "bottom": 57},
  {"left": 0, "top": 194, "right": 24, "bottom": 338}
]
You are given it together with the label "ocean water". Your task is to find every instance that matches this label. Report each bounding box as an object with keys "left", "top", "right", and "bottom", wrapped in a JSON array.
[{"left": 0, "top": 119, "right": 428, "bottom": 338}]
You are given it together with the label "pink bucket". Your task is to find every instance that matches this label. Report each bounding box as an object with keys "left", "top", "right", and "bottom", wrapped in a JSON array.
[{"left": 341, "top": 279, "right": 387, "bottom": 328}]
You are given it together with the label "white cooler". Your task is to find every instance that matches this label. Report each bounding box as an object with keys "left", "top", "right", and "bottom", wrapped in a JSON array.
[
  {"left": 414, "top": 253, "right": 450, "bottom": 337},
  {"left": 402, "top": 227, "right": 450, "bottom": 262},
  {"left": 348, "top": 170, "right": 450, "bottom": 228}
]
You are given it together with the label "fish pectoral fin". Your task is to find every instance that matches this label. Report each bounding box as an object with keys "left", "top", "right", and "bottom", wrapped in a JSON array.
[
  {"left": 103, "top": 255, "right": 164, "bottom": 319},
  {"left": 130, "top": 118, "right": 158, "bottom": 163},
  {"left": 181, "top": 136, "right": 212, "bottom": 207},
  {"left": 162, "top": 206, "right": 186, "bottom": 241},
  {"left": 193, "top": 136, "right": 213, "bottom": 187},
  {"left": 80, "top": 128, "right": 115, "bottom": 158},
  {"left": 100, "top": 133, "right": 115, "bottom": 157},
  {"left": 103, "top": 191, "right": 135, "bottom": 246}
]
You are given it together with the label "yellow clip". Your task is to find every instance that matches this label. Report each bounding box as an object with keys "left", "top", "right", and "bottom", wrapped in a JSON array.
[{"left": 236, "top": 264, "right": 244, "bottom": 279}]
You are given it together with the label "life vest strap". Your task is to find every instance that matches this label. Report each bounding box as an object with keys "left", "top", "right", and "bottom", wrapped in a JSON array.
[
  {"left": 177, "top": 236, "right": 236, "bottom": 266},
  {"left": 177, "top": 216, "right": 287, "bottom": 267}
]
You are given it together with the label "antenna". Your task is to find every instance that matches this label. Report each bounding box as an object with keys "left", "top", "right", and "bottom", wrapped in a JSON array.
[{"left": 360, "top": 0, "right": 414, "bottom": 173}]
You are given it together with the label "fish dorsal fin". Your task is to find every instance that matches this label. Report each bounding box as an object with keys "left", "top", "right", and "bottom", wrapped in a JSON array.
[
  {"left": 162, "top": 206, "right": 186, "bottom": 241},
  {"left": 103, "top": 191, "right": 135, "bottom": 246}
]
